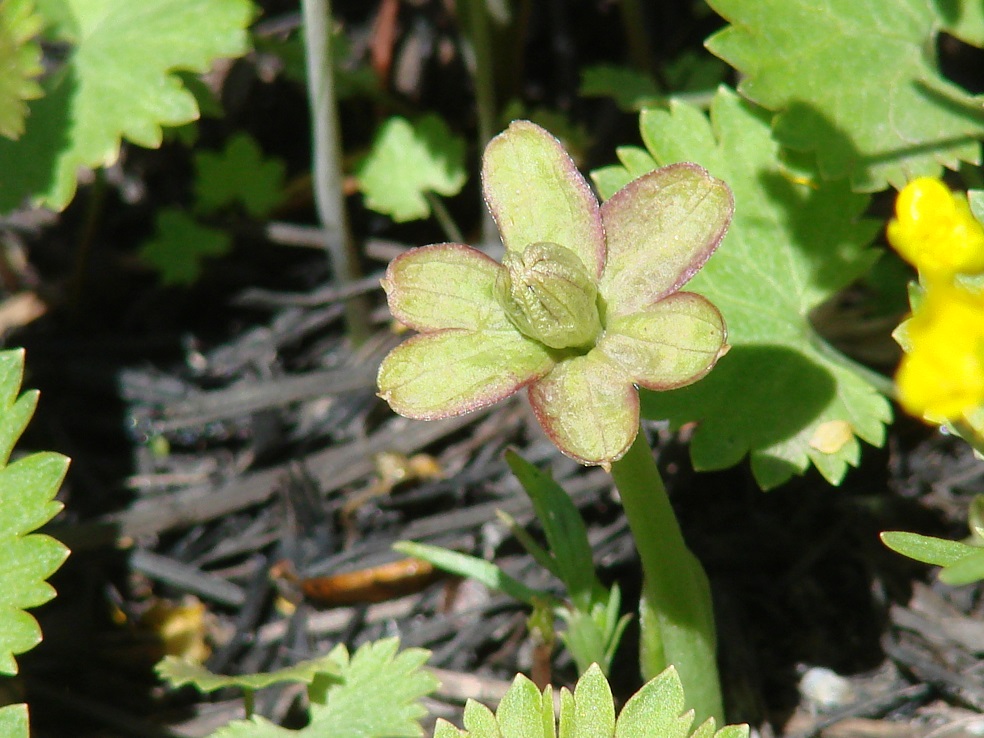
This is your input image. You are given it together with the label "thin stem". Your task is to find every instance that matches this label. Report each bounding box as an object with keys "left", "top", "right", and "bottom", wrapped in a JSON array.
[
  {"left": 617, "top": 0, "right": 656, "bottom": 74},
  {"left": 301, "top": 0, "right": 370, "bottom": 342},
  {"left": 952, "top": 418, "right": 984, "bottom": 457},
  {"left": 424, "top": 192, "right": 464, "bottom": 243},
  {"left": 610, "top": 428, "right": 724, "bottom": 724}
]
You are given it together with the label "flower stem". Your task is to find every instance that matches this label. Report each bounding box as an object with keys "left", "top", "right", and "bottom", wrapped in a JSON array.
[{"left": 609, "top": 428, "right": 724, "bottom": 724}]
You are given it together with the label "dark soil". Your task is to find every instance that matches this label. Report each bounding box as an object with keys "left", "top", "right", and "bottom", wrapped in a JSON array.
[{"left": 4, "top": 2, "right": 982, "bottom": 736}]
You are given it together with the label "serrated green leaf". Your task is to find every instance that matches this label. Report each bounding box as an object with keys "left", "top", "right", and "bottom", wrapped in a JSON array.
[
  {"left": 705, "top": 0, "right": 984, "bottom": 191},
  {"left": 435, "top": 664, "right": 748, "bottom": 738},
  {"left": 0, "top": 0, "right": 254, "bottom": 212},
  {"left": 194, "top": 133, "right": 286, "bottom": 218},
  {"left": 140, "top": 208, "right": 232, "bottom": 286},
  {"left": 0, "top": 0, "right": 43, "bottom": 140},
  {"left": 595, "top": 88, "right": 891, "bottom": 489},
  {"left": 305, "top": 638, "right": 437, "bottom": 738},
  {"left": 0, "top": 349, "right": 69, "bottom": 676},
  {"left": 156, "top": 651, "right": 342, "bottom": 693},
  {"left": 356, "top": 115, "right": 467, "bottom": 222}
]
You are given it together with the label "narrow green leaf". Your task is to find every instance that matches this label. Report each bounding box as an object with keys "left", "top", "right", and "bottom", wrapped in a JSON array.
[
  {"left": 394, "top": 541, "right": 550, "bottom": 607},
  {"left": 156, "top": 651, "right": 341, "bottom": 693},
  {"left": 503, "top": 450, "right": 599, "bottom": 610},
  {"left": 566, "top": 666, "right": 615, "bottom": 738},
  {"left": 0, "top": 704, "right": 28, "bottom": 738},
  {"left": 880, "top": 531, "right": 975, "bottom": 566},
  {"left": 939, "top": 549, "right": 984, "bottom": 586}
]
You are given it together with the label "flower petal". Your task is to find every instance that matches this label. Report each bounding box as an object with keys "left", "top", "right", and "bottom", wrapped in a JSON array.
[
  {"left": 600, "top": 163, "right": 732, "bottom": 318},
  {"left": 378, "top": 329, "right": 553, "bottom": 420},
  {"left": 383, "top": 244, "right": 511, "bottom": 332},
  {"left": 482, "top": 120, "right": 605, "bottom": 279},
  {"left": 597, "top": 292, "right": 728, "bottom": 390},
  {"left": 528, "top": 351, "right": 638, "bottom": 468}
]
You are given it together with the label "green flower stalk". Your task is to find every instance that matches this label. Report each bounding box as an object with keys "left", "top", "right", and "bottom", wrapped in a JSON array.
[
  {"left": 378, "top": 120, "right": 731, "bottom": 469},
  {"left": 377, "top": 120, "right": 733, "bottom": 722}
]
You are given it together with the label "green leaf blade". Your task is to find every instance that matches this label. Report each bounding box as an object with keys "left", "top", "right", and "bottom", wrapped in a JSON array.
[
  {"left": 0, "top": 0, "right": 254, "bottom": 212},
  {"left": 705, "top": 0, "right": 984, "bottom": 191},
  {"left": 357, "top": 115, "right": 467, "bottom": 222},
  {"left": 0, "top": 0, "right": 43, "bottom": 140},
  {"left": 603, "top": 88, "right": 891, "bottom": 488}
]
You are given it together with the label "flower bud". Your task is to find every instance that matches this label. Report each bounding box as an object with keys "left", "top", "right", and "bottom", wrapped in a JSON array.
[{"left": 495, "top": 242, "right": 602, "bottom": 349}]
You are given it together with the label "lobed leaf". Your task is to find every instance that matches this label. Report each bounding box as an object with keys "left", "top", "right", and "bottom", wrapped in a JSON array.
[
  {"left": 356, "top": 114, "right": 467, "bottom": 222},
  {"left": 0, "top": 0, "right": 254, "bottom": 212},
  {"left": 0, "top": 0, "right": 43, "bottom": 140},
  {"left": 194, "top": 133, "right": 286, "bottom": 218},
  {"left": 593, "top": 88, "right": 891, "bottom": 489},
  {"left": 0, "top": 349, "right": 69, "bottom": 681},
  {"left": 705, "top": 0, "right": 984, "bottom": 191},
  {"left": 433, "top": 664, "right": 749, "bottom": 738},
  {"left": 140, "top": 209, "right": 232, "bottom": 286}
]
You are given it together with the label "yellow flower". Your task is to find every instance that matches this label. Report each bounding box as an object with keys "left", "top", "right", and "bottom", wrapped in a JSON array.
[
  {"left": 887, "top": 178, "right": 984, "bottom": 278},
  {"left": 896, "top": 283, "right": 984, "bottom": 421}
]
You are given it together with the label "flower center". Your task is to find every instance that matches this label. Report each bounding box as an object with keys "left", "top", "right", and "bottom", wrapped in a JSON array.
[{"left": 495, "top": 242, "right": 602, "bottom": 350}]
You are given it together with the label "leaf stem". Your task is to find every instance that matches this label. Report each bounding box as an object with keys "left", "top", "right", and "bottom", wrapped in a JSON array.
[
  {"left": 301, "top": 0, "right": 370, "bottom": 343},
  {"left": 609, "top": 428, "right": 724, "bottom": 724},
  {"left": 424, "top": 192, "right": 464, "bottom": 243}
]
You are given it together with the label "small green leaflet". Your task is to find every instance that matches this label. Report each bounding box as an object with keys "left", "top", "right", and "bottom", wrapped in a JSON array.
[
  {"left": 0, "top": 0, "right": 254, "bottom": 212},
  {"left": 592, "top": 88, "right": 891, "bottom": 489},
  {"left": 705, "top": 0, "right": 984, "bottom": 192},
  {"left": 0, "top": 0, "right": 43, "bottom": 139},
  {"left": 140, "top": 209, "right": 231, "bottom": 286},
  {"left": 433, "top": 663, "right": 748, "bottom": 738},
  {"left": 0, "top": 349, "right": 69, "bottom": 676},
  {"left": 208, "top": 639, "right": 438, "bottom": 738},
  {"left": 356, "top": 114, "right": 466, "bottom": 222},
  {"left": 194, "top": 133, "right": 286, "bottom": 218}
]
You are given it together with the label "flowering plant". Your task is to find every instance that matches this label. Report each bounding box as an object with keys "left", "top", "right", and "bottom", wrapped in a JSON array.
[{"left": 377, "top": 120, "right": 732, "bottom": 468}]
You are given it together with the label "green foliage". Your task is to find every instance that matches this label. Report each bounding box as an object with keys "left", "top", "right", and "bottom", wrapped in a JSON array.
[
  {"left": 202, "top": 639, "right": 438, "bottom": 738},
  {"left": 0, "top": 349, "right": 70, "bottom": 738},
  {"left": 194, "top": 133, "right": 287, "bottom": 218},
  {"left": 139, "top": 208, "right": 232, "bottom": 286},
  {"left": 592, "top": 88, "right": 892, "bottom": 489},
  {"left": 432, "top": 663, "right": 748, "bottom": 738},
  {"left": 401, "top": 451, "right": 632, "bottom": 676},
  {"left": 882, "top": 495, "right": 984, "bottom": 585},
  {"left": 0, "top": 0, "right": 254, "bottom": 212},
  {"left": 705, "top": 0, "right": 984, "bottom": 192},
  {"left": 579, "top": 65, "right": 661, "bottom": 112},
  {"left": 157, "top": 651, "right": 341, "bottom": 693},
  {"left": 0, "top": 0, "right": 42, "bottom": 139},
  {"left": 356, "top": 114, "right": 467, "bottom": 222}
]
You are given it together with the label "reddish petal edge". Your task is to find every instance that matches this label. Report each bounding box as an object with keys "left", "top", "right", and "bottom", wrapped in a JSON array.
[
  {"left": 377, "top": 329, "right": 553, "bottom": 421},
  {"left": 482, "top": 120, "right": 606, "bottom": 279},
  {"left": 382, "top": 242, "right": 506, "bottom": 332},
  {"left": 526, "top": 356, "right": 639, "bottom": 469},
  {"left": 601, "top": 162, "right": 734, "bottom": 308}
]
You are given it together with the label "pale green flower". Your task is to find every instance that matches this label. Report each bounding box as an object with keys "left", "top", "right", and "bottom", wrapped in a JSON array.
[{"left": 377, "top": 121, "right": 732, "bottom": 468}]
